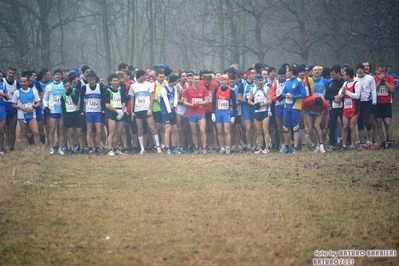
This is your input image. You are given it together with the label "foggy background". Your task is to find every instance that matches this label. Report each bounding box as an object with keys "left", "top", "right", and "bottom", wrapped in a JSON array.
[{"left": 0, "top": 0, "right": 398, "bottom": 78}]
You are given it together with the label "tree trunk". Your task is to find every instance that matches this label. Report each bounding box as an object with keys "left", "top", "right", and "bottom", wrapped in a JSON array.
[{"left": 101, "top": 0, "right": 112, "bottom": 75}]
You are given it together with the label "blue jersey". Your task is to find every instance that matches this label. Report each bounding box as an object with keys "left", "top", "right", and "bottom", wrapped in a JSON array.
[
  {"left": 0, "top": 81, "right": 7, "bottom": 106},
  {"left": 160, "top": 85, "right": 175, "bottom": 115},
  {"left": 313, "top": 77, "right": 328, "bottom": 98},
  {"left": 18, "top": 88, "right": 36, "bottom": 119},
  {"left": 281, "top": 76, "right": 306, "bottom": 110},
  {"left": 47, "top": 82, "right": 65, "bottom": 114}
]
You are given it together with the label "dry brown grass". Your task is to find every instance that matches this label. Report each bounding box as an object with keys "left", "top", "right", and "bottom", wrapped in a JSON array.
[
  {"left": 1, "top": 94, "right": 399, "bottom": 265},
  {"left": 0, "top": 146, "right": 398, "bottom": 265}
]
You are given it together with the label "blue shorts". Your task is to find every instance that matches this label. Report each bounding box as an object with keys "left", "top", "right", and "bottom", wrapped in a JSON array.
[
  {"left": 283, "top": 108, "right": 301, "bottom": 133},
  {"left": 86, "top": 112, "right": 102, "bottom": 124},
  {"left": 306, "top": 111, "right": 317, "bottom": 119},
  {"left": 36, "top": 107, "right": 44, "bottom": 122},
  {"left": 48, "top": 113, "right": 62, "bottom": 119},
  {"left": 18, "top": 117, "right": 34, "bottom": 124},
  {"left": 189, "top": 114, "right": 205, "bottom": 123},
  {"left": 242, "top": 105, "right": 255, "bottom": 121},
  {"left": 275, "top": 104, "right": 284, "bottom": 117},
  {"left": 5, "top": 102, "right": 17, "bottom": 117},
  {"left": 215, "top": 109, "right": 230, "bottom": 124},
  {"left": 0, "top": 105, "right": 6, "bottom": 120},
  {"left": 162, "top": 110, "right": 177, "bottom": 125}
]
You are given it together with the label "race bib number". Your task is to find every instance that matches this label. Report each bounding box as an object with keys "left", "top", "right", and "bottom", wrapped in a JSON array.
[
  {"left": 136, "top": 96, "right": 149, "bottom": 107},
  {"left": 285, "top": 98, "right": 293, "bottom": 104},
  {"left": 53, "top": 96, "right": 61, "bottom": 105},
  {"left": 208, "top": 93, "right": 212, "bottom": 102},
  {"left": 218, "top": 99, "right": 229, "bottom": 110},
  {"left": 114, "top": 94, "right": 122, "bottom": 108},
  {"left": 305, "top": 86, "right": 309, "bottom": 97},
  {"left": 88, "top": 99, "right": 99, "bottom": 110},
  {"left": 332, "top": 101, "right": 343, "bottom": 108},
  {"left": 344, "top": 98, "right": 352, "bottom": 109},
  {"left": 66, "top": 98, "right": 77, "bottom": 111},
  {"left": 192, "top": 98, "right": 202, "bottom": 104},
  {"left": 377, "top": 86, "right": 388, "bottom": 96},
  {"left": 7, "top": 91, "right": 14, "bottom": 98}
]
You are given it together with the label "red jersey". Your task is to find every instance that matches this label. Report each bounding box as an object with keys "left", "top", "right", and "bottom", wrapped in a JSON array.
[
  {"left": 124, "top": 80, "right": 134, "bottom": 113},
  {"left": 302, "top": 95, "right": 330, "bottom": 115},
  {"left": 215, "top": 87, "right": 231, "bottom": 110},
  {"left": 343, "top": 81, "right": 358, "bottom": 118},
  {"left": 374, "top": 75, "right": 394, "bottom": 104},
  {"left": 199, "top": 80, "right": 218, "bottom": 113},
  {"left": 182, "top": 85, "right": 209, "bottom": 115}
]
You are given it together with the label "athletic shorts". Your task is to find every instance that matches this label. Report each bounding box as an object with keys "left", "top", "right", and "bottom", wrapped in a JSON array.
[
  {"left": 106, "top": 109, "right": 121, "bottom": 121},
  {"left": 306, "top": 111, "right": 317, "bottom": 119},
  {"left": 374, "top": 103, "right": 392, "bottom": 119},
  {"left": 189, "top": 114, "right": 205, "bottom": 123},
  {"left": 35, "top": 107, "right": 43, "bottom": 122},
  {"left": 86, "top": 112, "right": 102, "bottom": 124},
  {"left": 162, "top": 110, "right": 177, "bottom": 125},
  {"left": 18, "top": 117, "right": 34, "bottom": 124},
  {"left": 274, "top": 104, "right": 284, "bottom": 117},
  {"left": 234, "top": 115, "right": 241, "bottom": 125},
  {"left": 48, "top": 113, "right": 62, "bottom": 119},
  {"left": 64, "top": 112, "right": 85, "bottom": 128},
  {"left": 153, "top": 111, "right": 163, "bottom": 123},
  {"left": 215, "top": 109, "right": 230, "bottom": 124},
  {"left": 255, "top": 111, "right": 269, "bottom": 121},
  {"left": 283, "top": 108, "right": 301, "bottom": 133},
  {"left": 134, "top": 110, "right": 150, "bottom": 120},
  {"left": 242, "top": 105, "right": 255, "bottom": 121},
  {"left": 0, "top": 105, "right": 6, "bottom": 120},
  {"left": 205, "top": 112, "right": 212, "bottom": 122},
  {"left": 176, "top": 104, "right": 188, "bottom": 118},
  {"left": 5, "top": 102, "right": 17, "bottom": 117}
]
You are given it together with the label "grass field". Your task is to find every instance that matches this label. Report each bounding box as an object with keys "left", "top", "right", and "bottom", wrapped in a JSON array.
[{"left": 1, "top": 98, "right": 399, "bottom": 265}]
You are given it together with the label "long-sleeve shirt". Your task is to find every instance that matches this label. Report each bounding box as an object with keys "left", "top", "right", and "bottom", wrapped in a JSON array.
[{"left": 281, "top": 76, "right": 306, "bottom": 110}]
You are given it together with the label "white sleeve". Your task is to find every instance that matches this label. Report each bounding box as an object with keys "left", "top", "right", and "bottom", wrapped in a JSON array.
[
  {"left": 338, "top": 82, "right": 346, "bottom": 97},
  {"left": 173, "top": 86, "right": 179, "bottom": 108},
  {"left": 345, "top": 82, "right": 361, "bottom": 99},
  {"left": 10, "top": 90, "right": 19, "bottom": 104},
  {"left": 33, "top": 90, "right": 41, "bottom": 102},
  {"left": 43, "top": 85, "right": 51, "bottom": 107},
  {"left": 128, "top": 84, "right": 134, "bottom": 97},
  {"left": 370, "top": 77, "right": 377, "bottom": 105}
]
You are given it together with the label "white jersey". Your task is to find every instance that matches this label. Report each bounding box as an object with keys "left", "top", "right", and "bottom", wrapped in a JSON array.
[
  {"left": 84, "top": 84, "right": 102, "bottom": 113},
  {"left": 252, "top": 86, "right": 270, "bottom": 113},
  {"left": 175, "top": 82, "right": 188, "bottom": 117},
  {"left": 2, "top": 78, "right": 18, "bottom": 102},
  {"left": 274, "top": 79, "right": 286, "bottom": 106},
  {"left": 129, "top": 81, "right": 154, "bottom": 112},
  {"left": 355, "top": 74, "right": 376, "bottom": 104}
]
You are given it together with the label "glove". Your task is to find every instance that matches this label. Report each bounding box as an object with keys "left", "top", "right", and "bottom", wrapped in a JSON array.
[
  {"left": 116, "top": 110, "right": 124, "bottom": 120},
  {"left": 169, "top": 111, "right": 176, "bottom": 122},
  {"left": 230, "top": 116, "right": 235, "bottom": 124},
  {"left": 254, "top": 102, "right": 261, "bottom": 110},
  {"left": 44, "top": 107, "right": 51, "bottom": 114},
  {"left": 211, "top": 113, "right": 216, "bottom": 122},
  {"left": 268, "top": 111, "right": 272, "bottom": 117},
  {"left": 277, "top": 95, "right": 284, "bottom": 102},
  {"left": 101, "top": 112, "right": 106, "bottom": 123}
]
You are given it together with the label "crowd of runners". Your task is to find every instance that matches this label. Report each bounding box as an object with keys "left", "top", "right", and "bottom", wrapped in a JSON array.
[{"left": 0, "top": 61, "right": 397, "bottom": 156}]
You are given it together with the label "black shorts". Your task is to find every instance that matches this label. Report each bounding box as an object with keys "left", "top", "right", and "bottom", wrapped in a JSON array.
[
  {"left": 134, "top": 110, "right": 150, "bottom": 120},
  {"left": 205, "top": 112, "right": 212, "bottom": 122},
  {"left": 106, "top": 110, "right": 118, "bottom": 121},
  {"left": 64, "top": 112, "right": 85, "bottom": 128},
  {"left": 255, "top": 111, "right": 269, "bottom": 121},
  {"left": 234, "top": 115, "right": 241, "bottom": 125},
  {"left": 153, "top": 111, "right": 163, "bottom": 123},
  {"left": 374, "top": 103, "right": 392, "bottom": 119}
]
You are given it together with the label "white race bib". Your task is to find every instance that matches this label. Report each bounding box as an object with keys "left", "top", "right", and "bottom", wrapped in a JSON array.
[
  {"left": 88, "top": 99, "right": 99, "bottom": 110},
  {"left": 218, "top": 99, "right": 229, "bottom": 110},
  {"left": 53, "top": 96, "right": 61, "bottom": 105},
  {"left": 66, "top": 98, "right": 77, "bottom": 112},
  {"left": 136, "top": 96, "right": 149, "bottom": 107},
  {"left": 344, "top": 98, "right": 352, "bottom": 109},
  {"left": 377, "top": 86, "right": 388, "bottom": 96},
  {"left": 332, "top": 101, "right": 343, "bottom": 108},
  {"left": 285, "top": 98, "right": 293, "bottom": 104},
  {"left": 192, "top": 98, "right": 202, "bottom": 104}
]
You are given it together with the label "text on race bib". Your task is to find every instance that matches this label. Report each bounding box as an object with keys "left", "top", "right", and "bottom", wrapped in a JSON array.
[
  {"left": 332, "top": 101, "right": 343, "bottom": 108},
  {"left": 377, "top": 86, "right": 388, "bottom": 96},
  {"left": 136, "top": 96, "right": 149, "bottom": 107},
  {"left": 192, "top": 98, "right": 202, "bottom": 104},
  {"left": 344, "top": 98, "right": 352, "bottom": 109},
  {"left": 218, "top": 100, "right": 229, "bottom": 110}
]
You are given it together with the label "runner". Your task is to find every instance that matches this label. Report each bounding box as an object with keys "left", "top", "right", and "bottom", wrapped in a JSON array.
[{"left": 271, "top": 68, "right": 287, "bottom": 152}]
